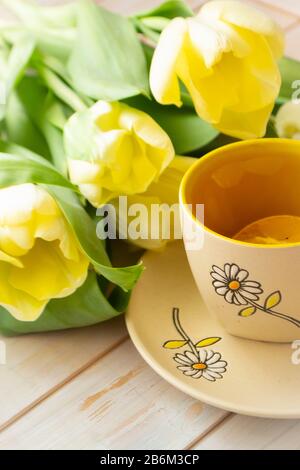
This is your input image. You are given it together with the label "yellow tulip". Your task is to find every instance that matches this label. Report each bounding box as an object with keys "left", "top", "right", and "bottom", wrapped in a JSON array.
[
  {"left": 114, "top": 156, "right": 197, "bottom": 250},
  {"left": 0, "top": 184, "right": 89, "bottom": 321},
  {"left": 65, "top": 100, "right": 175, "bottom": 206},
  {"left": 275, "top": 101, "right": 300, "bottom": 139},
  {"left": 150, "top": 0, "right": 284, "bottom": 139}
]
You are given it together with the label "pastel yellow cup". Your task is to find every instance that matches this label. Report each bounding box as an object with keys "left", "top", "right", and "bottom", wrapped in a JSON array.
[{"left": 180, "top": 138, "right": 300, "bottom": 343}]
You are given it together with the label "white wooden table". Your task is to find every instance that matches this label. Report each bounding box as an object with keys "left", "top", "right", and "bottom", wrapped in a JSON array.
[{"left": 0, "top": 0, "right": 300, "bottom": 450}]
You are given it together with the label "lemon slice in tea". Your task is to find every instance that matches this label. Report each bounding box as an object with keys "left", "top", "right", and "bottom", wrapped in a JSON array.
[{"left": 233, "top": 215, "right": 300, "bottom": 245}]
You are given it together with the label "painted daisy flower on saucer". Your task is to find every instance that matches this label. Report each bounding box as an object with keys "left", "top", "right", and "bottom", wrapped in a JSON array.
[
  {"left": 174, "top": 350, "right": 227, "bottom": 381},
  {"left": 211, "top": 264, "right": 263, "bottom": 306}
]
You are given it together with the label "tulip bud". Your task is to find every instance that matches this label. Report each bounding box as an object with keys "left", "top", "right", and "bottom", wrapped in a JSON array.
[
  {"left": 275, "top": 101, "right": 300, "bottom": 139},
  {"left": 113, "top": 156, "right": 197, "bottom": 250},
  {"left": 64, "top": 100, "right": 175, "bottom": 206},
  {"left": 0, "top": 183, "right": 89, "bottom": 321},
  {"left": 150, "top": 0, "right": 284, "bottom": 139}
]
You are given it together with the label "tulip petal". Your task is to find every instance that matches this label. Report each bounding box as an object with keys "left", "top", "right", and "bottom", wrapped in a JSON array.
[
  {"left": 127, "top": 111, "right": 174, "bottom": 175},
  {"left": 0, "top": 250, "right": 23, "bottom": 268},
  {"left": 150, "top": 17, "right": 187, "bottom": 106},
  {"left": 217, "top": 103, "right": 275, "bottom": 139},
  {"left": 0, "top": 264, "right": 46, "bottom": 321},
  {"left": 68, "top": 159, "right": 102, "bottom": 185},
  {"left": 66, "top": 101, "right": 175, "bottom": 205},
  {"left": 234, "top": 29, "right": 281, "bottom": 111},
  {"left": 150, "top": 1, "right": 282, "bottom": 139},
  {"left": 178, "top": 51, "right": 240, "bottom": 123},
  {"left": 9, "top": 239, "right": 88, "bottom": 301},
  {"left": 114, "top": 156, "right": 197, "bottom": 250},
  {"left": 0, "top": 184, "right": 89, "bottom": 321},
  {"left": 275, "top": 101, "right": 300, "bottom": 138},
  {"left": 0, "top": 183, "right": 58, "bottom": 226},
  {"left": 198, "top": 0, "right": 284, "bottom": 58},
  {"left": 187, "top": 17, "right": 231, "bottom": 70},
  {"left": 0, "top": 226, "right": 33, "bottom": 257}
]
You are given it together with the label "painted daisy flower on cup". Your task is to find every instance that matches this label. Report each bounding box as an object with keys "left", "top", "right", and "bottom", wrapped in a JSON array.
[
  {"left": 174, "top": 350, "right": 227, "bottom": 381},
  {"left": 211, "top": 264, "right": 263, "bottom": 305},
  {"left": 164, "top": 308, "right": 228, "bottom": 382},
  {"left": 211, "top": 263, "right": 300, "bottom": 328}
]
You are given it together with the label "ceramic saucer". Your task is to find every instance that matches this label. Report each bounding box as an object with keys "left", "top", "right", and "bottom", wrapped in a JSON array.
[{"left": 126, "top": 241, "right": 300, "bottom": 419}]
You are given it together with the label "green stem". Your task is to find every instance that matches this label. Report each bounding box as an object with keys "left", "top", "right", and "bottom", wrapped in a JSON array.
[
  {"left": 131, "top": 17, "right": 161, "bottom": 44},
  {"left": 139, "top": 16, "right": 171, "bottom": 32},
  {"left": 276, "top": 96, "right": 289, "bottom": 106},
  {"left": 37, "top": 66, "right": 87, "bottom": 112},
  {"left": 246, "top": 299, "right": 300, "bottom": 328},
  {"left": 172, "top": 308, "right": 198, "bottom": 356}
]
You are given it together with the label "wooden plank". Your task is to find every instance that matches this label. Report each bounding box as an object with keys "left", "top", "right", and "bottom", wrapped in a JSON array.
[
  {"left": 186, "top": 0, "right": 206, "bottom": 11},
  {"left": 0, "top": 0, "right": 299, "bottom": 452},
  {"left": 246, "top": 0, "right": 297, "bottom": 29},
  {"left": 256, "top": 0, "right": 300, "bottom": 17},
  {"left": 157, "top": 0, "right": 297, "bottom": 29},
  {"left": 0, "top": 340, "right": 227, "bottom": 450},
  {"left": 97, "top": 0, "right": 166, "bottom": 15},
  {"left": 0, "top": 318, "right": 127, "bottom": 430},
  {"left": 97, "top": 0, "right": 213, "bottom": 16},
  {"left": 193, "top": 0, "right": 297, "bottom": 29},
  {"left": 286, "top": 25, "right": 300, "bottom": 60},
  {"left": 193, "top": 414, "right": 300, "bottom": 450}
]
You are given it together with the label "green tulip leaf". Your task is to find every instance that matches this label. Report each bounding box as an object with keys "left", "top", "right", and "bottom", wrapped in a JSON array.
[
  {"left": 6, "top": 75, "right": 72, "bottom": 173},
  {"left": 5, "top": 35, "right": 35, "bottom": 91},
  {"left": 68, "top": 0, "right": 149, "bottom": 101},
  {"left": 63, "top": 107, "right": 98, "bottom": 163},
  {"left": 0, "top": 33, "right": 35, "bottom": 120},
  {"left": 278, "top": 56, "right": 300, "bottom": 101},
  {"left": 41, "top": 120, "right": 68, "bottom": 176},
  {"left": 38, "top": 65, "right": 87, "bottom": 113},
  {"left": 2, "top": 0, "right": 76, "bottom": 61},
  {"left": 135, "top": 0, "right": 193, "bottom": 20},
  {"left": 5, "top": 95, "right": 51, "bottom": 160},
  {"left": 132, "top": 18, "right": 161, "bottom": 43},
  {"left": 0, "top": 272, "right": 129, "bottom": 336},
  {"left": 46, "top": 186, "right": 144, "bottom": 292},
  {"left": 0, "top": 141, "right": 75, "bottom": 190}
]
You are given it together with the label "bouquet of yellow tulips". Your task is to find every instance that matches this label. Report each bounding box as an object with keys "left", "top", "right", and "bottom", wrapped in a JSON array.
[{"left": 0, "top": 0, "right": 298, "bottom": 335}]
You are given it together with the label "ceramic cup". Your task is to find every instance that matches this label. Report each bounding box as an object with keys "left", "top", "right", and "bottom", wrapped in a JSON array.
[{"left": 180, "top": 138, "right": 300, "bottom": 343}]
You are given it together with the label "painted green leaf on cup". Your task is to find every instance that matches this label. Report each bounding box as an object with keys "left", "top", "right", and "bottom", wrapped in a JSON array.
[
  {"left": 195, "top": 337, "right": 221, "bottom": 348},
  {"left": 163, "top": 340, "right": 188, "bottom": 349},
  {"left": 239, "top": 306, "right": 256, "bottom": 317},
  {"left": 265, "top": 291, "right": 282, "bottom": 310}
]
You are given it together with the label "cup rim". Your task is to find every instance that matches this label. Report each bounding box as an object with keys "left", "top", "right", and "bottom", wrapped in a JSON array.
[{"left": 180, "top": 138, "right": 300, "bottom": 249}]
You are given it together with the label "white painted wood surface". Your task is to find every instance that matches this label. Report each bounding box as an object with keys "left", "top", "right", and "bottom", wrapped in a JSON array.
[
  {"left": 0, "top": 0, "right": 300, "bottom": 450},
  {"left": 0, "top": 340, "right": 229, "bottom": 450}
]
